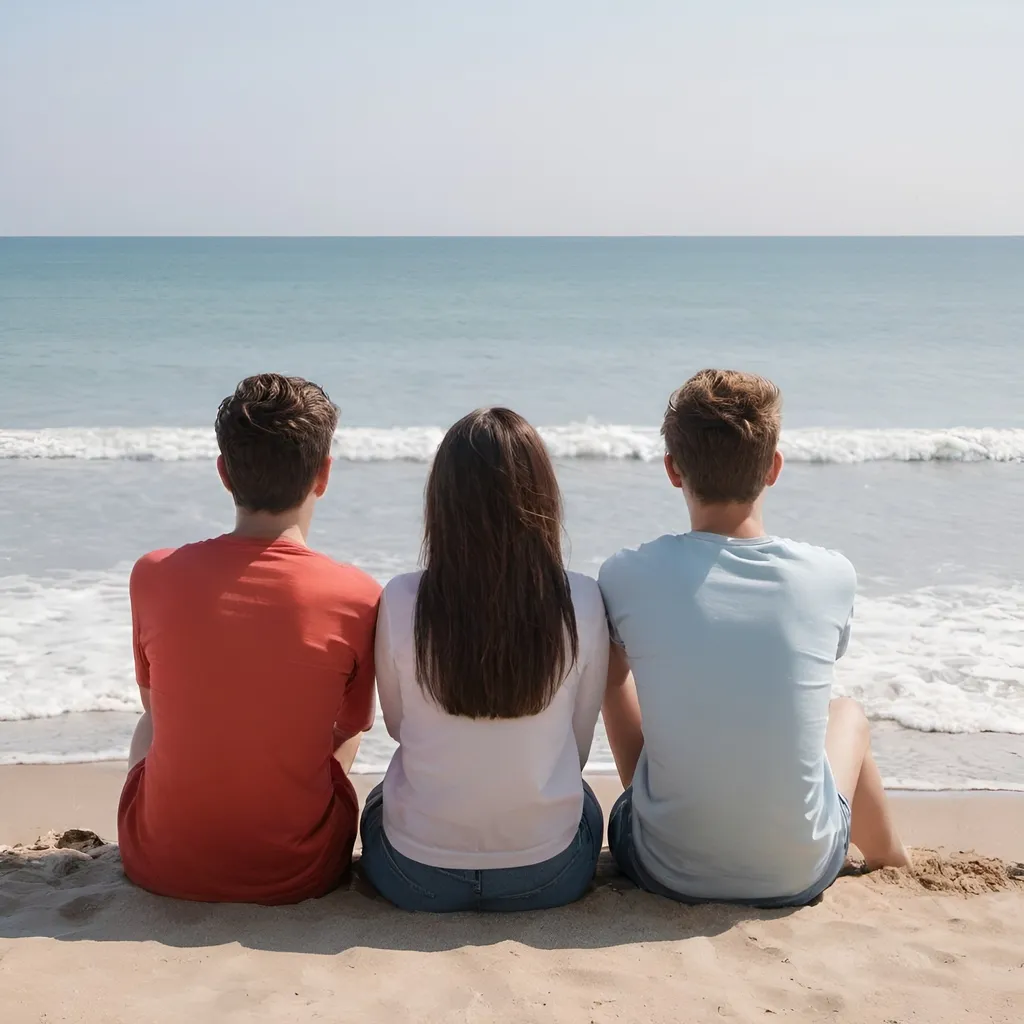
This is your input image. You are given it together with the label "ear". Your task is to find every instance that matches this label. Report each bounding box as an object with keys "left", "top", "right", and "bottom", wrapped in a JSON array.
[
  {"left": 216, "top": 455, "right": 234, "bottom": 495},
  {"left": 765, "top": 449, "right": 784, "bottom": 488},
  {"left": 313, "top": 456, "right": 333, "bottom": 499},
  {"left": 663, "top": 452, "right": 684, "bottom": 490}
]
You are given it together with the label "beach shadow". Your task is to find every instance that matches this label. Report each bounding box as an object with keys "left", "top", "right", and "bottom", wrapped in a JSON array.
[{"left": 0, "top": 838, "right": 801, "bottom": 954}]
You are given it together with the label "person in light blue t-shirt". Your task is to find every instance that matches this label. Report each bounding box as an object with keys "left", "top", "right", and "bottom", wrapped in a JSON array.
[{"left": 599, "top": 369, "right": 910, "bottom": 907}]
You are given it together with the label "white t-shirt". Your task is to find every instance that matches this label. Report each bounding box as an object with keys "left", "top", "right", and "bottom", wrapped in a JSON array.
[{"left": 375, "top": 570, "right": 609, "bottom": 869}]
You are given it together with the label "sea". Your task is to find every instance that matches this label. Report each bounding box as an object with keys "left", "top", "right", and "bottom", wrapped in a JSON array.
[{"left": 1, "top": 237, "right": 1023, "bottom": 788}]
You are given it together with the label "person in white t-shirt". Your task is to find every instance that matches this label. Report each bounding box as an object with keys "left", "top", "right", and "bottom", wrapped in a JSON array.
[{"left": 359, "top": 407, "right": 609, "bottom": 912}]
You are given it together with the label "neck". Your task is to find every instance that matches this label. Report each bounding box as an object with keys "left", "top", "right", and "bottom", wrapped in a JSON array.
[
  {"left": 687, "top": 501, "right": 766, "bottom": 540},
  {"left": 231, "top": 506, "right": 312, "bottom": 546}
]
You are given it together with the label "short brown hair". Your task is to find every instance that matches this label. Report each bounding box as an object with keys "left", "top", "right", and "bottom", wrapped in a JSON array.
[
  {"left": 662, "top": 369, "right": 782, "bottom": 504},
  {"left": 215, "top": 374, "right": 338, "bottom": 513},
  {"left": 415, "top": 408, "right": 578, "bottom": 719}
]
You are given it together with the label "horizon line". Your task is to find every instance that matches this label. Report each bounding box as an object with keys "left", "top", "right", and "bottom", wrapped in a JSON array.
[{"left": 3, "top": 233, "right": 1024, "bottom": 241}]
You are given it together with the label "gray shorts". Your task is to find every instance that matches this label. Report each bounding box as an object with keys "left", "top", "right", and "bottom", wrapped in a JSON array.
[{"left": 607, "top": 786, "right": 853, "bottom": 908}]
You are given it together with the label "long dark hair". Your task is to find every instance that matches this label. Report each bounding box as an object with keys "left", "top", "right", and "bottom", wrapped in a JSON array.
[{"left": 414, "top": 408, "right": 579, "bottom": 719}]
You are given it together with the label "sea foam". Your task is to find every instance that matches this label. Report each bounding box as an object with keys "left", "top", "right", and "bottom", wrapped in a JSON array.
[{"left": 2, "top": 425, "right": 1024, "bottom": 464}]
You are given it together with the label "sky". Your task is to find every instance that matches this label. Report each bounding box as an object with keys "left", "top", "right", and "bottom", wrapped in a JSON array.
[{"left": 1, "top": 1, "right": 1022, "bottom": 235}]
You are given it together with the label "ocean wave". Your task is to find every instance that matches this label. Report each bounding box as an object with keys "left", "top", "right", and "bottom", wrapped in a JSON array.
[
  {"left": 0, "top": 748, "right": 132, "bottom": 767},
  {"left": 875, "top": 779, "right": 1024, "bottom": 793},
  {"left": 2, "top": 425, "right": 1024, "bottom": 464},
  {"left": 834, "top": 584, "right": 1024, "bottom": 734}
]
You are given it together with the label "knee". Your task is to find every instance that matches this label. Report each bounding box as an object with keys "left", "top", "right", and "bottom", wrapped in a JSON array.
[
  {"left": 584, "top": 799, "right": 605, "bottom": 854},
  {"left": 606, "top": 789, "right": 632, "bottom": 863},
  {"left": 830, "top": 697, "right": 870, "bottom": 740},
  {"left": 830, "top": 695, "right": 862, "bottom": 715}
]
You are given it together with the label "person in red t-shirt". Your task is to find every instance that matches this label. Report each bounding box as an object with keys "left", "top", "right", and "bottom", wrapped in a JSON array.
[{"left": 118, "top": 374, "right": 381, "bottom": 904}]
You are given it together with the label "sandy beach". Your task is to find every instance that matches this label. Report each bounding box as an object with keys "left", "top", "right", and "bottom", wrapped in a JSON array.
[{"left": 1, "top": 764, "right": 1022, "bottom": 1023}]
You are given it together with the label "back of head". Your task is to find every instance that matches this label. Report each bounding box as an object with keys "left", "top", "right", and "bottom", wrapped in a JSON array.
[
  {"left": 215, "top": 374, "right": 338, "bottom": 513},
  {"left": 662, "top": 369, "right": 782, "bottom": 504},
  {"left": 415, "top": 408, "right": 579, "bottom": 719}
]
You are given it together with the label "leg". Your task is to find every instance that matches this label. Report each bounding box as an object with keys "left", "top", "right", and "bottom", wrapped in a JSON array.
[
  {"left": 128, "top": 711, "right": 153, "bottom": 770},
  {"left": 606, "top": 787, "right": 643, "bottom": 885},
  {"left": 825, "top": 697, "right": 910, "bottom": 870},
  {"left": 357, "top": 785, "right": 477, "bottom": 912},
  {"left": 477, "top": 782, "right": 604, "bottom": 912}
]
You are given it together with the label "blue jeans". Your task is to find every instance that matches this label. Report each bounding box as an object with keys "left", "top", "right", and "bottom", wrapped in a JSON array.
[
  {"left": 608, "top": 786, "right": 852, "bottom": 909},
  {"left": 359, "top": 783, "right": 603, "bottom": 912}
]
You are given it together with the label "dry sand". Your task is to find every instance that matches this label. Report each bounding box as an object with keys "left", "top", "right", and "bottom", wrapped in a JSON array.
[{"left": 2, "top": 764, "right": 1023, "bottom": 1023}]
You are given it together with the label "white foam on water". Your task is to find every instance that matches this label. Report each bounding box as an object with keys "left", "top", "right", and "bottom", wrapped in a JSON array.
[
  {"left": 3, "top": 425, "right": 1024, "bottom": 464},
  {"left": 0, "top": 748, "right": 130, "bottom": 767},
  {"left": 879, "top": 779, "right": 1024, "bottom": 793},
  {"left": 782, "top": 427, "right": 1024, "bottom": 464},
  {"left": 0, "top": 570, "right": 137, "bottom": 721},
  {"left": 836, "top": 585, "right": 1024, "bottom": 734}
]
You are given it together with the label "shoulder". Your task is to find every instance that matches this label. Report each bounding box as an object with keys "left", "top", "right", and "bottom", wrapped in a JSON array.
[
  {"left": 131, "top": 535, "right": 250, "bottom": 583},
  {"left": 322, "top": 557, "right": 383, "bottom": 603},
  {"left": 598, "top": 535, "right": 678, "bottom": 592},
  {"left": 380, "top": 571, "right": 423, "bottom": 615},
  {"left": 567, "top": 570, "right": 604, "bottom": 619},
  {"left": 129, "top": 547, "right": 177, "bottom": 590},
  {"left": 301, "top": 551, "right": 382, "bottom": 610},
  {"left": 773, "top": 537, "right": 857, "bottom": 593},
  {"left": 568, "top": 571, "right": 610, "bottom": 651},
  {"left": 132, "top": 547, "right": 176, "bottom": 572},
  {"left": 382, "top": 570, "right": 423, "bottom": 599},
  {"left": 376, "top": 573, "right": 422, "bottom": 648}
]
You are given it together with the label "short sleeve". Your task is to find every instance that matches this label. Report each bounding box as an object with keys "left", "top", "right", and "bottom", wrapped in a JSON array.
[
  {"left": 837, "top": 607, "right": 853, "bottom": 660},
  {"left": 606, "top": 609, "right": 625, "bottom": 648},
  {"left": 835, "top": 555, "right": 857, "bottom": 661},
  {"left": 334, "top": 576, "right": 382, "bottom": 738},
  {"left": 129, "top": 556, "right": 154, "bottom": 688},
  {"left": 571, "top": 582, "right": 610, "bottom": 768},
  {"left": 597, "top": 555, "right": 627, "bottom": 650},
  {"left": 373, "top": 583, "right": 404, "bottom": 742}
]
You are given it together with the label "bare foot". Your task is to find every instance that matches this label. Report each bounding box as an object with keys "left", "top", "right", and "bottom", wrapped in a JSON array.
[{"left": 864, "top": 842, "right": 912, "bottom": 872}]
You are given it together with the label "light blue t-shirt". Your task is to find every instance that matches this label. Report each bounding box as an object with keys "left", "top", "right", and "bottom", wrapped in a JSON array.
[{"left": 599, "top": 532, "right": 856, "bottom": 902}]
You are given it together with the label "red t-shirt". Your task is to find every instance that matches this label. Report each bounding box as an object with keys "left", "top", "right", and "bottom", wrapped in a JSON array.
[{"left": 117, "top": 534, "right": 380, "bottom": 904}]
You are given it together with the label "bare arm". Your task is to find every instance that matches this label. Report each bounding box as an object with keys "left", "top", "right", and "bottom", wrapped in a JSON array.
[
  {"left": 128, "top": 570, "right": 153, "bottom": 768},
  {"left": 601, "top": 639, "right": 644, "bottom": 788},
  {"left": 373, "top": 588, "right": 403, "bottom": 743},
  {"left": 333, "top": 733, "right": 363, "bottom": 773},
  {"left": 128, "top": 685, "right": 153, "bottom": 770},
  {"left": 571, "top": 598, "right": 610, "bottom": 769},
  {"left": 333, "top": 587, "right": 383, "bottom": 774}
]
